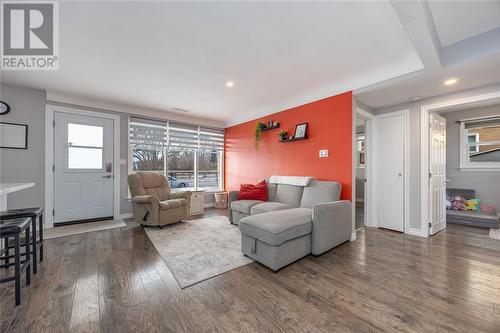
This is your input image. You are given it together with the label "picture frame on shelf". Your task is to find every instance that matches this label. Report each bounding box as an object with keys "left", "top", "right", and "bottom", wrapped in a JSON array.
[{"left": 294, "top": 123, "right": 308, "bottom": 139}]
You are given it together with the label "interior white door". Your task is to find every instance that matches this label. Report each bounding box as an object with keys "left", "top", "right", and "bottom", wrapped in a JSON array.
[
  {"left": 54, "top": 112, "right": 114, "bottom": 223},
  {"left": 376, "top": 113, "right": 405, "bottom": 232},
  {"left": 429, "top": 113, "right": 447, "bottom": 235}
]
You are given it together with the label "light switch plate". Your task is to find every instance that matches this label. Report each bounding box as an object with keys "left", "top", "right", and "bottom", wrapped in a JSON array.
[{"left": 319, "top": 149, "right": 328, "bottom": 158}]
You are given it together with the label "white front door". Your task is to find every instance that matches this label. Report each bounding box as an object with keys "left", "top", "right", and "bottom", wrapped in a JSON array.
[
  {"left": 429, "top": 113, "right": 447, "bottom": 235},
  {"left": 54, "top": 112, "right": 114, "bottom": 223},
  {"left": 376, "top": 113, "right": 405, "bottom": 232}
]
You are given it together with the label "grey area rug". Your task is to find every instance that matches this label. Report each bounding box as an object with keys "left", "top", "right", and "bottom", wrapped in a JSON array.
[{"left": 145, "top": 216, "right": 253, "bottom": 288}]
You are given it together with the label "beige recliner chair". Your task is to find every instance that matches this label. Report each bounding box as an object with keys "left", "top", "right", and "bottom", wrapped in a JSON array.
[{"left": 128, "top": 172, "right": 191, "bottom": 227}]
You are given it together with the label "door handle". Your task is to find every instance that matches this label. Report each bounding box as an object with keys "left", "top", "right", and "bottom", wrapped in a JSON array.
[
  {"left": 445, "top": 179, "right": 451, "bottom": 183},
  {"left": 102, "top": 175, "right": 112, "bottom": 179},
  {"left": 398, "top": 173, "right": 402, "bottom": 176}
]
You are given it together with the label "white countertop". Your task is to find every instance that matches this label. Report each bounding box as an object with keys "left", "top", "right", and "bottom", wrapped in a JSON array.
[{"left": 0, "top": 182, "right": 35, "bottom": 195}]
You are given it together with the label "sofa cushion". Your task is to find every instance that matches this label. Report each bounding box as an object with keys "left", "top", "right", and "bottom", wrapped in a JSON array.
[
  {"left": 300, "top": 180, "right": 342, "bottom": 208},
  {"left": 274, "top": 184, "right": 303, "bottom": 207},
  {"left": 267, "top": 182, "right": 278, "bottom": 202},
  {"left": 231, "top": 200, "right": 265, "bottom": 214},
  {"left": 250, "top": 202, "right": 294, "bottom": 215},
  {"left": 239, "top": 208, "right": 313, "bottom": 246},
  {"left": 160, "top": 198, "right": 188, "bottom": 210}
]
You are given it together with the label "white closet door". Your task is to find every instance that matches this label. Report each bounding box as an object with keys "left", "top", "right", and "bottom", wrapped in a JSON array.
[{"left": 376, "top": 113, "right": 405, "bottom": 232}]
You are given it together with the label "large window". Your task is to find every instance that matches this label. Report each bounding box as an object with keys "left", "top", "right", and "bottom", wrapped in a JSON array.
[
  {"left": 460, "top": 116, "right": 500, "bottom": 170},
  {"left": 129, "top": 118, "right": 224, "bottom": 191}
]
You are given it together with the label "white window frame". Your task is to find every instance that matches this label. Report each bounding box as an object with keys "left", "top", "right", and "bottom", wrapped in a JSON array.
[
  {"left": 128, "top": 119, "right": 224, "bottom": 192},
  {"left": 459, "top": 117, "right": 500, "bottom": 171},
  {"left": 466, "top": 133, "right": 479, "bottom": 153}
]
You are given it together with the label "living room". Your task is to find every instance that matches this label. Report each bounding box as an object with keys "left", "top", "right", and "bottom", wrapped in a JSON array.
[{"left": 1, "top": 1, "right": 499, "bottom": 332}]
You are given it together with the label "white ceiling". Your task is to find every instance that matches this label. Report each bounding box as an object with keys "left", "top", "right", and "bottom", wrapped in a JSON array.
[
  {"left": 428, "top": 0, "right": 500, "bottom": 47},
  {"left": 1, "top": 1, "right": 423, "bottom": 126},
  {"left": 356, "top": 53, "right": 500, "bottom": 109},
  {"left": 355, "top": 0, "right": 500, "bottom": 111}
]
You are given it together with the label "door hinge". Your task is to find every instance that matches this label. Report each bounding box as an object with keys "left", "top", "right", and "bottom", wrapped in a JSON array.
[
  {"left": 52, "top": 120, "right": 55, "bottom": 127},
  {"left": 52, "top": 165, "right": 55, "bottom": 172},
  {"left": 52, "top": 209, "right": 55, "bottom": 217},
  {"left": 428, "top": 222, "right": 432, "bottom": 228}
]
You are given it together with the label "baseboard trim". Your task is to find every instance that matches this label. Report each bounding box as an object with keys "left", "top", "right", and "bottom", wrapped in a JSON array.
[
  {"left": 119, "top": 213, "right": 133, "bottom": 219},
  {"left": 350, "top": 231, "right": 357, "bottom": 241},
  {"left": 406, "top": 227, "right": 428, "bottom": 238},
  {"left": 489, "top": 228, "right": 500, "bottom": 240}
]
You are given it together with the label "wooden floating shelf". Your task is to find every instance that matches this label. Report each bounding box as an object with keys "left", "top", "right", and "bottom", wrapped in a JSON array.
[
  {"left": 279, "top": 136, "right": 307, "bottom": 143},
  {"left": 261, "top": 124, "right": 280, "bottom": 131}
]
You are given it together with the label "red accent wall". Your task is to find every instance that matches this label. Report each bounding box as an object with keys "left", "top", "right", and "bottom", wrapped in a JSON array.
[{"left": 224, "top": 91, "right": 353, "bottom": 201}]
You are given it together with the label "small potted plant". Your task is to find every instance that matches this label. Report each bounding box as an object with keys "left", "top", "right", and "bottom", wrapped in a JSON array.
[
  {"left": 255, "top": 122, "right": 265, "bottom": 149},
  {"left": 279, "top": 130, "right": 288, "bottom": 141}
]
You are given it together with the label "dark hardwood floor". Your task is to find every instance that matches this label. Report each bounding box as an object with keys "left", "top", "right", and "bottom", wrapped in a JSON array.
[{"left": 1, "top": 209, "right": 499, "bottom": 332}]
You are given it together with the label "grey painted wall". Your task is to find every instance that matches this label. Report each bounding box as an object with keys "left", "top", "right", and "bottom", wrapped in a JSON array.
[
  {"left": 1, "top": 83, "right": 224, "bottom": 216},
  {"left": 441, "top": 104, "right": 500, "bottom": 210},
  {"left": 373, "top": 83, "right": 500, "bottom": 231},
  {"left": 0, "top": 85, "right": 46, "bottom": 209}
]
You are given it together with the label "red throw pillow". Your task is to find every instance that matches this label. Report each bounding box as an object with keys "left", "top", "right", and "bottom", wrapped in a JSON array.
[{"left": 238, "top": 180, "right": 268, "bottom": 201}]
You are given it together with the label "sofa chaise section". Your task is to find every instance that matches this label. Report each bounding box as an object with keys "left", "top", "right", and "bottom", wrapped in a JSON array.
[{"left": 232, "top": 178, "right": 352, "bottom": 271}]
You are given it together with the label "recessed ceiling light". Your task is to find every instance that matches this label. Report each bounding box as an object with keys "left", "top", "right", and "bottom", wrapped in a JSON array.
[
  {"left": 444, "top": 78, "right": 458, "bottom": 86},
  {"left": 226, "top": 81, "right": 235, "bottom": 88}
]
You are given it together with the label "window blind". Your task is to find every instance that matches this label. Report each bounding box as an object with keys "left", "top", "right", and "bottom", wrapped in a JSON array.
[
  {"left": 130, "top": 117, "right": 224, "bottom": 151},
  {"left": 168, "top": 122, "right": 199, "bottom": 149},
  {"left": 199, "top": 127, "right": 224, "bottom": 151},
  {"left": 129, "top": 117, "right": 168, "bottom": 150},
  {"left": 464, "top": 116, "right": 500, "bottom": 129}
]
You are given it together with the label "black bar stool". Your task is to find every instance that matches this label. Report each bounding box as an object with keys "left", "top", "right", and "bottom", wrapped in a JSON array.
[
  {"left": 0, "top": 208, "right": 44, "bottom": 274},
  {"left": 0, "top": 217, "right": 31, "bottom": 306}
]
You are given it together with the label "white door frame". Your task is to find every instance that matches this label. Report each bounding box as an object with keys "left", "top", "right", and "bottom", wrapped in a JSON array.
[
  {"left": 354, "top": 107, "right": 376, "bottom": 231},
  {"left": 45, "top": 104, "right": 121, "bottom": 228},
  {"left": 420, "top": 90, "right": 500, "bottom": 237},
  {"left": 373, "top": 109, "right": 410, "bottom": 234}
]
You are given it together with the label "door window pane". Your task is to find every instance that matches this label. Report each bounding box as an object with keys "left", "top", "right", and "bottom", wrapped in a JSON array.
[
  {"left": 167, "top": 148, "right": 195, "bottom": 190},
  {"left": 68, "top": 123, "right": 103, "bottom": 147},
  {"left": 68, "top": 147, "right": 103, "bottom": 169},
  {"left": 198, "top": 150, "right": 221, "bottom": 191}
]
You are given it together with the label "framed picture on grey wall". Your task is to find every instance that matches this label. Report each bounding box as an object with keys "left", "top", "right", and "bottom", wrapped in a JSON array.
[{"left": 0, "top": 122, "right": 28, "bottom": 149}]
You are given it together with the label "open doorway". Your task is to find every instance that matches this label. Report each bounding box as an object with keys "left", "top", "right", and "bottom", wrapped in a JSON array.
[
  {"left": 355, "top": 114, "right": 367, "bottom": 229},
  {"left": 421, "top": 92, "right": 500, "bottom": 237},
  {"left": 354, "top": 108, "right": 375, "bottom": 230}
]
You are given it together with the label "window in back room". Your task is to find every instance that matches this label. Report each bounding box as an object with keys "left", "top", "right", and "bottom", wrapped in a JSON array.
[{"left": 461, "top": 116, "right": 500, "bottom": 168}]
